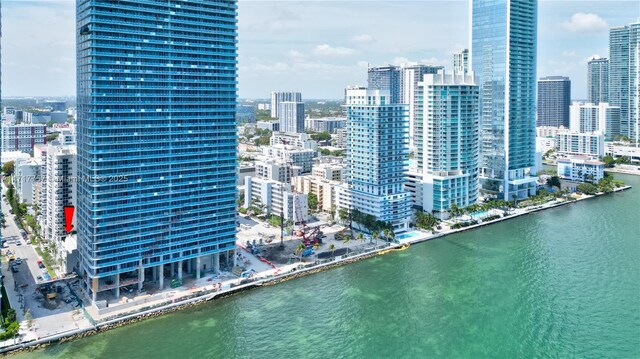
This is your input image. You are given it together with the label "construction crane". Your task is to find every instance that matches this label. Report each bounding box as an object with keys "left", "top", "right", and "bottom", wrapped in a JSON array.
[{"left": 294, "top": 194, "right": 320, "bottom": 247}]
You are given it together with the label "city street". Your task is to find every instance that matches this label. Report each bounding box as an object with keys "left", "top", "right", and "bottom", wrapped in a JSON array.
[{"left": 1, "top": 185, "right": 91, "bottom": 342}]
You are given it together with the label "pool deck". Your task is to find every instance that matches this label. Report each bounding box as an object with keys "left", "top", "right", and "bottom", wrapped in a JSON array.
[{"left": 0, "top": 185, "right": 632, "bottom": 355}]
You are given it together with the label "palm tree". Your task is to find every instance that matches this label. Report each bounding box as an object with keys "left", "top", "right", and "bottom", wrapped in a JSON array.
[
  {"left": 382, "top": 228, "right": 390, "bottom": 242},
  {"left": 328, "top": 244, "right": 336, "bottom": 257},
  {"left": 342, "top": 235, "right": 351, "bottom": 245},
  {"left": 372, "top": 231, "right": 379, "bottom": 245},
  {"left": 389, "top": 231, "right": 396, "bottom": 243}
]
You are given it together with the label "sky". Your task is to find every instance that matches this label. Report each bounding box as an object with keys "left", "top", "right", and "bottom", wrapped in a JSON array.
[{"left": 1, "top": 0, "right": 639, "bottom": 99}]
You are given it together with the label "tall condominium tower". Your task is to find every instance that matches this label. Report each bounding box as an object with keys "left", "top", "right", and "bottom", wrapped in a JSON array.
[
  {"left": 367, "top": 65, "right": 402, "bottom": 104},
  {"left": 610, "top": 25, "right": 630, "bottom": 139},
  {"left": 409, "top": 71, "right": 479, "bottom": 216},
  {"left": 537, "top": 76, "right": 571, "bottom": 127},
  {"left": 336, "top": 87, "right": 411, "bottom": 232},
  {"left": 400, "top": 64, "right": 443, "bottom": 148},
  {"left": 610, "top": 21, "right": 640, "bottom": 145},
  {"left": 279, "top": 101, "right": 305, "bottom": 133},
  {"left": 471, "top": 0, "right": 538, "bottom": 200},
  {"left": 270, "top": 92, "right": 302, "bottom": 119},
  {"left": 569, "top": 102, "right": 621, "bottom": 141},
  {"left": 76, "top": 0, "right": 238, "bottom": 302},
  {"left": 587, "top": 58, "right": 609, "bottom": 104},
  {"left": 453, "top": 49, "right": 470, "bottom": 74}
]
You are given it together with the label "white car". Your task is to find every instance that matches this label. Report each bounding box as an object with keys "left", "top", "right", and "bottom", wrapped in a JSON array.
[{"left": 263, "top": 223, "right": 270, "bottom": 228}]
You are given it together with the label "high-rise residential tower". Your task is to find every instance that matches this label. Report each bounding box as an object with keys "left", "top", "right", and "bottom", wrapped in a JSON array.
[
  {"left": 76, "top": 0, "right": 238, "bottom": 302},
  {"left": 610, "top": 25, "right": 630, "bottom": 139},
  {"left": 609, "top": 21, "right": 640, "bottom": 145},
  {"left": 537, "top": 76, "right": 571, "bottom": 127},
  {"left": 587, "top": 58, "right": 609, "bottom": 104},
  {"left": 367, "top": 65, "right": 402, "bottom": 104},
  {"left": 407, "top": 71, "right": 479, "bottom": 216},
  {"left": 278, "top": 101, "right": 305, "bottom": 133},
  {"left": 400, "top": 64, "right": 443, "bottom": 148},
  {"left": 335, "top": 87, "right": 411, "bottom": 232},
  {"left": 471, "top": 0, "right": 538, "bottom": 200},
  {"left": 270, "top": 92, "right": 302, "bottom": 119},
  {"left": 453, "top": 49, "right": 470, "bottom": 74}
]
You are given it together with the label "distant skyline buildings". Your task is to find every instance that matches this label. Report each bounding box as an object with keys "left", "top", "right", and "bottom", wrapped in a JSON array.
[
  {"left": 587, "top": 57, "right": 609, "bottom": 104},
  {"left": 367, "top": 65, "right": 402, "bottom": 104},
  {"left": 453, "top": 49, "right": 469, "bottom": 74},
  {"left": 537, "top": 76, "right": 571, "bottom": 127},
  {"left": 278, "top": 101, "right": 305, "bottom": 133},
  {"left": 270, "top": 91, "right": 302, "bottom": 119}
]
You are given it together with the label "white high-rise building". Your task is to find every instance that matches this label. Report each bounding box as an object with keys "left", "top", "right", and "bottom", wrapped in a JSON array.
[
  {"left": 407, "top": 71, "right": 479, "bottom": 216},
  {"left": 42, "top": 145, "right": 78, "bottom": 273},
  {"left": 336, "top": 88, "right": 411, "bottom": 233},
  {"left": 453, "top": 49, "right": 470, "bottom": 74},
  {"left": 569, "top": 102, "right": 621, "bottom": 140},
  {"left": 13, "top": 158, "right": 41, "bottom": 204},
  {"left": 400, "top": 64, "right": 443, "bottom": 148},
  {"left": 270, "top": 91, "right": 302, "bottom": 119},
  {"left": 278, "top": 101, "right": 305, "bottom": 133},
  {"left": 557, "top": 131, "right": 605, "bottom": 159}
]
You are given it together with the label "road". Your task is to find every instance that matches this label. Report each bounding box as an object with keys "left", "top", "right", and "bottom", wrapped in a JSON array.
[
  {"left": 2, "top": 189, "right": 47, "bottom": 288},
  {"left": 1, "top": 184, "right": 91, "bottom": 343}
]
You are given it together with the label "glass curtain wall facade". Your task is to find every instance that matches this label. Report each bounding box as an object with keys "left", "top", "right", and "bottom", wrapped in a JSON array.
[
  {"left": 471, "top": 0, "right": 538, "bottom": 200},
  {"left": 76, "top": 0, "right": 238, "bottom": 302},
  {"left": 587, "top": 58, "right": 609, "bottom": 105}
]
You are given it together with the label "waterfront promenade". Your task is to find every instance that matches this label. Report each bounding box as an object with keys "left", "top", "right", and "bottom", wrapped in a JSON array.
[{"left": 0, "top": 185, "right": 631, "bottom": 355}]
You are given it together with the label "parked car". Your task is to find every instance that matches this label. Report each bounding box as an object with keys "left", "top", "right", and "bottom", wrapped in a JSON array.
[
  {"left": 15, "top": 258, "right": 22, "bottom": 265},
  {"left": 10, "top": 266, "right": 18, "bottom": 273},
  {"left": 36, "top": 275, "right": 43, "bottom": 282}
]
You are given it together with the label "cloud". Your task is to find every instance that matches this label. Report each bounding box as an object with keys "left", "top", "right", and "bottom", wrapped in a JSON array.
[
  {"left": 313, "top": 44, "right": 357, "bottom": 57},
  {"left": 560, "top": 13, "right": 608, "bottom": 33},
  {"left": 350, "top": 34, "right": 374, "bottom": 44},
  {"left": 561, "top": 50, "right": 577, "bottom": 57}
]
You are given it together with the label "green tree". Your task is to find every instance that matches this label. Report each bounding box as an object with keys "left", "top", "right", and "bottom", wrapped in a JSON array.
[
  {"left": 372, "top": 231, "right": 379, "bottom": 246},
  {"left": 328, "top": 243, "right": 336, "bottom": 257},
  {"left": 547, "top": 176, "right": 562, "bottom": 189},
  {"left": 602, "top": 155, "right": 616, "bottom": 168},
  {"left": 46, "top": 133, "right": 59, "bottom": 142},
  {"left": 577, "top": 183, "right": 598, "bottom": 195},
  {"left": 2, "top": 161, "right": 14, "bottom": 176},
  {"left": 307, "top": 193, "right": 318, "bottom": 211},
  {"left": 310, "top": 131, "right": 331, "bottom": 142}
]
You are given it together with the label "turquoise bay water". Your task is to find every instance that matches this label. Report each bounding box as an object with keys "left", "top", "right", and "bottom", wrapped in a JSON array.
[{"left": 17, "top": 175, "right": 640, "bottom": 358}]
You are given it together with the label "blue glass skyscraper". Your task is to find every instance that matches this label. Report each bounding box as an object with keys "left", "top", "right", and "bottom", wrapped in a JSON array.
[
  {"left": 471, "top": 0, "right": 538, "bottom": 200},
  {"left": 76, "top": 0, "right": 238, "bottom": 302}
]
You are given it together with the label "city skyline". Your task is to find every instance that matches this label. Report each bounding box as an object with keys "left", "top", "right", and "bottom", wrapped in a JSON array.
[{"left": 1, "top": 1, "right": 638, "bottom": 98}]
